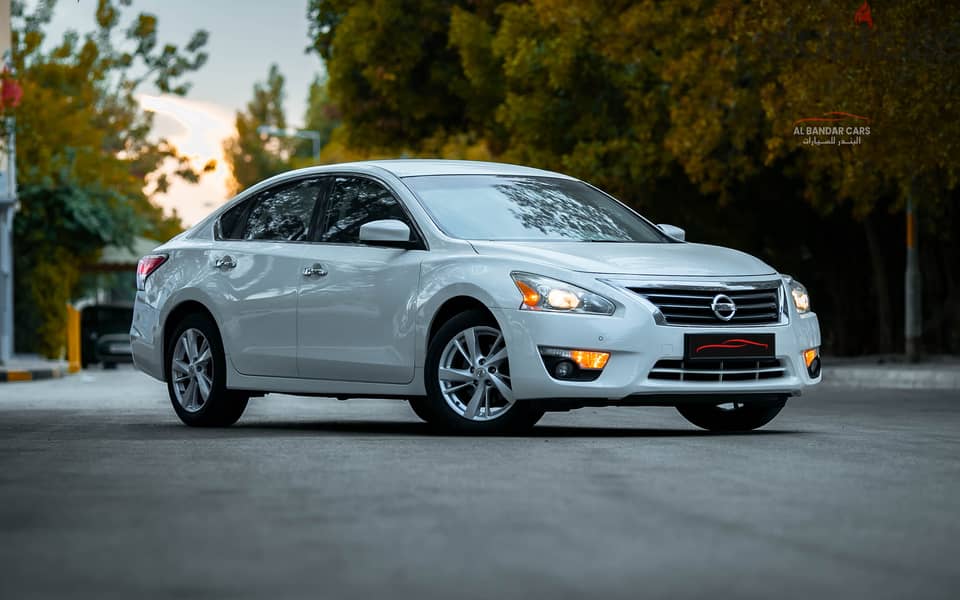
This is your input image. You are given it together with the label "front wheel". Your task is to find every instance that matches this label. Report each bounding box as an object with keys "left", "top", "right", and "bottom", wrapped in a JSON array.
[
  {"left": 166, "top": 314, "right": 248, "bottom": 427},
  {"left": 423, "top": 310, "right": 543, "bottom": 435},
  {"left": 677, "top": 397, "right": 787, "bottom": 432}
]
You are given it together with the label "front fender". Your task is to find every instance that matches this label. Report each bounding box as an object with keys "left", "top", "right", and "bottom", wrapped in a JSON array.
[{"left": 415, "top": 260, "right": 513, "bottom": 367}]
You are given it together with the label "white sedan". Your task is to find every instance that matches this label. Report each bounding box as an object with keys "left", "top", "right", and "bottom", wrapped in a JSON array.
[{"left": 132, "top": 160, "right": 821, "bottom": 434}]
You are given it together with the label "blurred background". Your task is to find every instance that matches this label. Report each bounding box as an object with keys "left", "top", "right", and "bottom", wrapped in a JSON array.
[{"left": 1, "top": 0, "right": 957, "bottom": 367}]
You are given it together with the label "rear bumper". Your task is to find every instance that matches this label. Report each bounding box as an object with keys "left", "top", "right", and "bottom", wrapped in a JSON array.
[
  {"left": 491, "top": 306, "right": 821, "bottom": 402},
  {"left": 130, "top": 293, "right": 164, "bottom": 381}
]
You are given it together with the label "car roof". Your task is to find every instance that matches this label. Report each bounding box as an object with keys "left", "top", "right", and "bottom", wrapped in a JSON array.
[
  {"left": 302, "top": 159, "right": 577, "bottom": 180},
  {"left": 183, "top": 159, "right": 580, "bottom": 240}
]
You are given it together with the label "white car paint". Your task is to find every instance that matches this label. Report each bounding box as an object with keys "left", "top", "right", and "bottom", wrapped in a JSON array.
[
  {"left": 131, "top": 159, "right": 821, "bottom": 405},
  {"left": 470, "top": 240, "right": 777, "bottom": 277}
]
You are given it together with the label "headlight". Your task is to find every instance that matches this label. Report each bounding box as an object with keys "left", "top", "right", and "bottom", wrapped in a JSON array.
[
  {"left": 511, "top": 272, "right": 616, "bottom": 315},
  {"left": 789, "top": 280, "right": 811, "bottom": 313}
]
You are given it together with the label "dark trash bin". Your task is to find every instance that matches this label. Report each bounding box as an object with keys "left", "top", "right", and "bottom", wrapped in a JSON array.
[{"left": 80, "top": 303, "right": 134, "bottom": 368}]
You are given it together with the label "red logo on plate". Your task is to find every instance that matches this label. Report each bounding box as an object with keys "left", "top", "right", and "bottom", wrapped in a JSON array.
[{"left": 695, "top": 339, "right": 770, "bottom": 353}]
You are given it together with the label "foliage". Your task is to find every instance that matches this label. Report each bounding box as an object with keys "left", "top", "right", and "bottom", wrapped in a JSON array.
[
  {"left": 310, "top": 0, "right": 959, "bottom": 210},
  {"left": 225, "top": 68, "right": 348, "bottom": 189},
  {"left": 308, "top": 0, "right": 480, "bottom": 150},
  {"left": 26, "top": 249, "right": 78, "bottom": 358},
  {"left": 651, "top": 0, "right": 960, "bottom": 214},
  {"left": 302, "top": 75, "right": 340, "bottom": 156},
  {"left": 307, "top": 0, "right": 960, "bottom": 354},
  {"left": 10, "top": 0, "right": 209, "bottom": 356},
  {"left": 223, "top": 64, "right": 297, "bottom": 195}
]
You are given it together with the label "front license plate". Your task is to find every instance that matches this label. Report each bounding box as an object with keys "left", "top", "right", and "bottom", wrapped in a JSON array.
[
  {"left": 684, "top": 333, "right": 775, "bottom": 360},
  {"left": 108, "top": 343, "right": 132, "bottom": 354}
]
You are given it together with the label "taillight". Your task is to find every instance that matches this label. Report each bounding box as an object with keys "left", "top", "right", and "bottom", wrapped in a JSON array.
[{"left": 137, "top": 254, "right": 168, "bottom": 290}]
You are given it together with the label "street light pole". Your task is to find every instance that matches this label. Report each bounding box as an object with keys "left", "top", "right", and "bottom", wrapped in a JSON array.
[
  {"left": 256, "top": 125, "right": 322, "bottom": 160},
  {"left": 0, "top": 0, "right": 16, "bottom": 365}
]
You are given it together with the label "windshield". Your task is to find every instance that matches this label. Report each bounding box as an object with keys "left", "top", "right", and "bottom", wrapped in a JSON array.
[{"left": 403, "top": 175, "right": 670, "bottom": 243}]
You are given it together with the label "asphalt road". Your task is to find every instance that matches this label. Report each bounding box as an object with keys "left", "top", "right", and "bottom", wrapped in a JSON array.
[{"left": 1, "top": 367, "right": 958, "bottom": 600}]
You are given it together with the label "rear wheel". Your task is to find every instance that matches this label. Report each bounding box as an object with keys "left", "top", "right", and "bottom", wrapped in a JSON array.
[
  {"left": 677, "top": 397, "right": 786, "bottom": 432},
  {"left": 166, "top": 314, "right": 248, "bottom": 427},
  {"left": 423, "top": 310, "right": 543, "bottom": 435}
]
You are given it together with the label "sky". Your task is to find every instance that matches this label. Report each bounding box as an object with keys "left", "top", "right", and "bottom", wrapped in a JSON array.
[{"left": 44, "top": 0, "right": 325, "bottom": 225}]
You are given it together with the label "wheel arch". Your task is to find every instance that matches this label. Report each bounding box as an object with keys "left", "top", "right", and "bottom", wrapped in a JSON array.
[
  {"left": 162, "top": 300, "right": 219, "bottom": 378},
  {"left": 427, "top": 295, "right": 500, "bottom": 345}
]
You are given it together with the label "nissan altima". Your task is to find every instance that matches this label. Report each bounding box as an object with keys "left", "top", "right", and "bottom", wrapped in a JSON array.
[{"left": 132, "top": 160, "right": 821, "bottom": 434}]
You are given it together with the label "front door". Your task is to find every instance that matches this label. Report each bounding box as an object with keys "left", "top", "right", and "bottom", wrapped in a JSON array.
[
  {"left": 209, "top": 177, "right": 325, "bottom": 378},
  {"left": 297, "top": 176, "right": 423, "bottom": 383}
]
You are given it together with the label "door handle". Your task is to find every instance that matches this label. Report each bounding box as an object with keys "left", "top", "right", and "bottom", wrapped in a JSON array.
[
  {"left": 303, "top": 263, "right": 328, "bottom": 277},
  {"left": 214, "top": 255, "right": 237, "bottom": 270}
]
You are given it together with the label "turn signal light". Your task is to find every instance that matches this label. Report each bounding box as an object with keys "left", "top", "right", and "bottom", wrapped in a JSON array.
[
  {"left": 570, "top": 350, "right": 610, "bottom": 370},
  {"left": 803, "top": 348, "right": 822, "bottom": 378},
  {"left": 540, "top": 347, "right": 610, "bottom": 370},
  {"left": 515, "top": 280, "right": 541, "bottom": 308}
]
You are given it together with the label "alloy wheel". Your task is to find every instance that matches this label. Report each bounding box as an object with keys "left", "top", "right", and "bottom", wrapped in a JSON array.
[
  {"left": 171, "top": 328, "right": 214, "bottom": 413},
  {"left": 438, "top": 325, "right": 514, "bottom": 421}
]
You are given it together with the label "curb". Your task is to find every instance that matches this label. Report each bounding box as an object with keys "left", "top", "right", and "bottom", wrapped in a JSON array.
[
  {"left": 822, "top": 366, "right": 960, "bottom": 391},
  {"left": 0, "top": 364, "right": 73, "bottom": 383}
]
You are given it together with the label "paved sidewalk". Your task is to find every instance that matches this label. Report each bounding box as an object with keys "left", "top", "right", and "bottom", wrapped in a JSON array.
[
  {"left": 0, "top": 355, "right": 72, "bottom": 382},
  {"left": 823, "top": 355, "right": 960, "bottom": 391}
]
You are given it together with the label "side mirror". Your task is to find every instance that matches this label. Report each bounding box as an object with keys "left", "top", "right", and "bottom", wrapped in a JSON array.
[
  {"left": 359, "top": 219, "right": 413, "bottom": 247},
  {"left": 658, "top": 224, "right": 686, "bottom": 241}
]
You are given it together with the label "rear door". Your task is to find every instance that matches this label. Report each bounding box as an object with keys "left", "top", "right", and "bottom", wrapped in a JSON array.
[
  {"left": 208, "top": 177, "right": 325, "bottom": 377},
  {"left": 296, "top": 175, "right": 423, "bottom": 383}
]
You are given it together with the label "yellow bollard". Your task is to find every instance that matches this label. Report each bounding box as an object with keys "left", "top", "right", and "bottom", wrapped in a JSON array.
[{"left": 66, "top": 304, "right": 81, "bottom": 373}]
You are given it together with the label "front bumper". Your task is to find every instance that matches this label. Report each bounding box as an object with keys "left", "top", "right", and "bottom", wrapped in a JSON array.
[{"left": 492, "top": 305, "right": 821, "bottom": 402}]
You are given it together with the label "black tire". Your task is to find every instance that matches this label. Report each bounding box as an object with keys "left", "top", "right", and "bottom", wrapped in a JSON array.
[
  {"left": 166, "top": 313, "right": 249, "bottom": 427},
  {"left": 423, "top": 309, "right": 543, "bottom": 435},
  {"left": 103, "top": 361, "right": 117, "bottom": 370},
  {"left": 407, "top": 396, "right": 433, "bottom": 423},
  {"left": 677, "top": 397, "right": 787, "bottom": 432}
]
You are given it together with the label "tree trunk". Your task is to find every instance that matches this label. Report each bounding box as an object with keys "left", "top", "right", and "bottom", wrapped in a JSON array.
[
  {"left": 904, "top": 196, "right": 922, "bottom": 360},
  {"left": 863, "top": 216, "right": 894, "bottom": 354}
]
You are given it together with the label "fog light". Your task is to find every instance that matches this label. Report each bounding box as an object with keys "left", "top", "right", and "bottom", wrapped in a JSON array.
[
  {"left": 540, "top": 347, "right": 610, "bottom": 370},
  {"left": 554, "top": 360, "right": 575, "bottom": 379},
  {"left": 570, "top": 350, "right": 609, "bottom": 370}
]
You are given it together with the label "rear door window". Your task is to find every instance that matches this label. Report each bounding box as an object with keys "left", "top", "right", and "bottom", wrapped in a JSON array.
[{"left": 240, "top": 178, "right": 326, "bottom": 242}]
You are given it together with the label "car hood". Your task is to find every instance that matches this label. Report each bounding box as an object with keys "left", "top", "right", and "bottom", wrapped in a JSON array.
[{"left": 469, "top": 241, "right": 777, "bottom": 277}]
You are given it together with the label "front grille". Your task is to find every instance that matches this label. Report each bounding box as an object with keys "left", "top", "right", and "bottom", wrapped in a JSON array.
[
  {"left": 629, "top": 286, "right": 781, "bottom": 326},
  {"left": 648, "top": 358, "right": 786, "bottom": 382}
]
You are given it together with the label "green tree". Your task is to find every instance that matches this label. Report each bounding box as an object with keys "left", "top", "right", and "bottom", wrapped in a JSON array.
[
  {"left": 308, "top": 0, "right": 958, "bottom": 207},
  {"left": 307, "top": 0, "right": 960, "bottom": 354},
  {"left": 10, "top": 0, "right": 210, "bottom": 356},
  {"left": 300, "top": 75, "right": 339, "bottom": 156},
  {"left": 223, "top": 64, "right": 296, "bottom": 195},
  {"left": 308, "top": 0, "right": 487, "bottom": 151}
]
